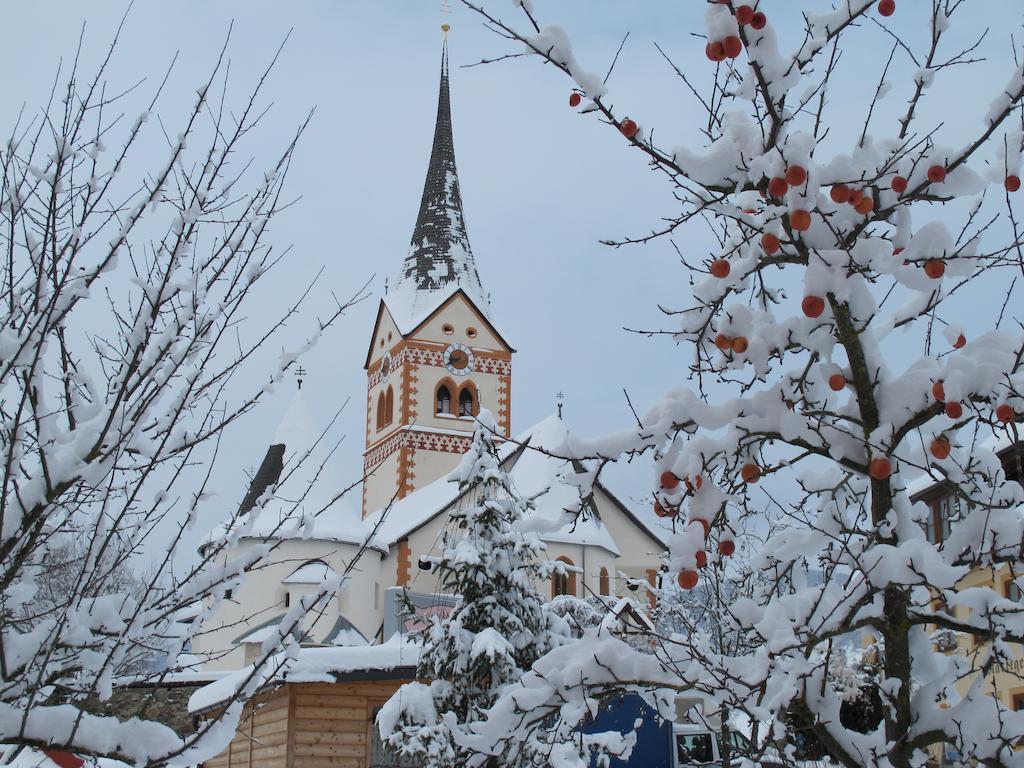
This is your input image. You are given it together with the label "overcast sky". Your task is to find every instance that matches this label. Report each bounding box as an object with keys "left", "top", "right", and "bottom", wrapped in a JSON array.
[{"left": 5, "top": 1, "right": 1023, "bottom": 549}]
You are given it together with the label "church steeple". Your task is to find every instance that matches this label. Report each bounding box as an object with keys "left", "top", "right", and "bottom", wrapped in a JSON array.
[{"left": 394, "top": 39, "right": 487, "bottom": 311}]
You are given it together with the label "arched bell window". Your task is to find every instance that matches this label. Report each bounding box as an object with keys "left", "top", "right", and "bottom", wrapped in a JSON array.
[
  {"left": 436, "top": 385, "right": 452, "bottom": 415},
  {"left": 384, "top": 386, "right": 394, "bottom": 426},
  {"left": 459, "top": 387, "right": 475, "bottom": 417},
  {"left": 552, "top": 556, "right": 576, "bottom": 598},
  {"left": 599, "top": 567, "right": 610, "bottom": 597},
  {"left": 376, "top": 392, "right": 386, "bottom": 430}
]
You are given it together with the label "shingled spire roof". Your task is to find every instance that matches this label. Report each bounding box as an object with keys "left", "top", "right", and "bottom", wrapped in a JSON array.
[{"left": 391, "top": 40, "right": 488, "bottom": 316}]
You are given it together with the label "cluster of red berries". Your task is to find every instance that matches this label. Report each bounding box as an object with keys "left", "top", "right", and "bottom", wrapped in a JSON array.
[
  {"left": 658, "top": 471, "right": 736, "bottom": 590},
  {"left": 706, "top": 35, "right": 743, "bottom": 62},
  {"left": 734, "top": 5, "right": 767, "bottom": 30},
  {"left": 714, "top": 333, "right": 749, "bottom": 354},
  {"left": 767, "top": 165, "right": 807, "bottom": 198},
  {"left": 830, "top": 183, "right": 875, "bottom": 215}
]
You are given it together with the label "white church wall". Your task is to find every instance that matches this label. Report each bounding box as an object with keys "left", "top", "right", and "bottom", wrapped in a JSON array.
[
  {"left": 592, "top": 486, "right": 666, "bottom": 590},
  {"left": 192, "top": 538, "right": 384, "bottom": 671}
]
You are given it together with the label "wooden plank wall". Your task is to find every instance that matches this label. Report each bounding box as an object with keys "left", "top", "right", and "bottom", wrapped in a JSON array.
[
  {"left": 203, "top": 688, "right": 290, "bottom": 768},
  {"left": 291, "top": 681, "right": 403, "bottom": 768}
]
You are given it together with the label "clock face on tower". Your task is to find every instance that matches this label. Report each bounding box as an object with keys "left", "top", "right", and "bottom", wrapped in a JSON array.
[{"left": 443, "top": 343, "right": 474, "bottom": 376}]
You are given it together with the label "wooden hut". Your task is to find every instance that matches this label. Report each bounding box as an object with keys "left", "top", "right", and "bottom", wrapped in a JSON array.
[{"left": 191, "top": 639, "right": 419, "bottom": 768}]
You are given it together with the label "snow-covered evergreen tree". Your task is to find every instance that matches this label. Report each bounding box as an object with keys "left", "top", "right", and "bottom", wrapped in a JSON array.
[{"left": 379, "top": 410, "right": 564, "bottom": 767}]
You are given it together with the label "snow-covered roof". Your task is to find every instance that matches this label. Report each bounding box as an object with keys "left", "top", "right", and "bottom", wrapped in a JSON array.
[
  {"left": 188, "top": 635, "right": 421, "bottom": 712},
  {"left": 506, "top": 414, "right": 621, "bottom": 556},
  {"left": 283, "top": 560, "right": 339, "bottom": 584},
  {"left": 361, "top": 414, "right": 665, "bottom": 556}
]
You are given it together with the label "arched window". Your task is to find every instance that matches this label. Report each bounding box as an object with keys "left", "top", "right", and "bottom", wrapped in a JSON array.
[
  {"left": 599, "top": 567, "right": 610, "bottom": 597},
  {"left": 552, "top": 556, "right": 576, "bottom": 598},
  {"left": 384, "top": 386, "right": 394, "bottom": 426},
  {"left": 459, "top": 387, "right": 475, "bottom": 417},
  {"left": 436, "top": 385, "right": 452, "bottom": 415},
  {"left": 376, "top": 392, "right": 386, "bottom": 430}
]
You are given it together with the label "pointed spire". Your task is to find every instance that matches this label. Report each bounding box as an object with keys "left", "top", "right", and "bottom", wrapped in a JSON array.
[{"left": 394, "top": 39, "right": 487, "bottom": 310}]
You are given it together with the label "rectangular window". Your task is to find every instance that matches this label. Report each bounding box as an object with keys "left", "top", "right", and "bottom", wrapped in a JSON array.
[
  {"left": 1013, "top": 692, "right": 1024, "bottom": 711},
  {"left": 1004, "top": 575, "right": 1023, "bottom": 603},
  {"left": 224, "top": 589, "right": 233, "bottom": 601}
]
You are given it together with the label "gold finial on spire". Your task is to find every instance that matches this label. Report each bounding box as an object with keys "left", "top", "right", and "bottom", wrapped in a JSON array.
[{"left": 441, "top": 0, "right": 452, "bottom": 37}]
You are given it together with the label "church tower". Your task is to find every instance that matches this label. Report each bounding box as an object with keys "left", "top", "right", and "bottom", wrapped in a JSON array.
[{"left": 362, "top": 39, "right": 512, "bottom": 517}]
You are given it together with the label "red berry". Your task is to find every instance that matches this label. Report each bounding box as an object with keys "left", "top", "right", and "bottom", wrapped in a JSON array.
[
  {"left": 706, "top": 41, "right": 726, "bottom": 62},
  {"left": 828, "top": 373, "right": 847, "bottom": 392},
  {"left": 878, "top": 0, "right": 895, "bottom": 17},
  {"left": 768, "top": 177, "right": 789, "bottom": 198},
  {"left": 930, "top": 436, "right": 951, "bottom": 460},
  {"left": 848, "top": 189, "right": 864, "bottom": 207},
  {"left": 869, "top": 457, "right": 892, "bottom": 480},
  {"left": 619, "top": 119, "right": 638, "bottom": 139},
  {"left": 953, "top": 334, "right": 966, "bottom": 349},
  {"left": 894, "top": 247, "right": 904, "bottom": 256},
  {"left": 891, "top": 175, "right": 908, "bottom": 193},
  {"left": 654, "top": 500, "right": 671, "bottom": 518},
  {"left": 719, "top": 539, "right": 736, "bottom": 557},
  {"left": 750, "top": 11, "right": 767, "bottom": 29},
  {"left": 736, "top": 4, "right": 755, "bottom": 24},
  {"left": 660, "top": 471, "right": 680, "bottom": 490},
  {"left": 678, "top": 570, "right": 699, "bottom": 590},
  {"left": 802, "top": 295, "right": 826, "bottom": 318},
  {"left": 761, "top": 232, "right": 781, "bottom": 254},
  {"left": 569, "top": 92, "right": 582, "bottom": 107},
  {"left": 927, "top": 165, "right": 947, "bottom": 183},
  {"left": 944, "top": 401, "right": 963, "bottom": 419},
  {"left": 932, "top": 380, "right": 945, "bottom": 402},
  {"left": 714, "top": 334, "right": 732, "bottom": 350},
  {"left": 790, "top": 210, "right": 812, "bottom": 231},
  {"left": 741, "top": 463, "right": 761, "bottom": 484},
  {"left": 830, "top": 184, "right": 851, "bottom": 203},
  {"left": 1006, "top": 175, "right": 1021, "bottom": 192},
  {"left": 695, "top": 550, "right": 708, "bottom": 569},
  {"left": 710, "top": 259, "right": 731, "bottom": 279},
  {"left": 722, "top": 36, "right": 743, "bottom": 59},
  {"left": 785, "top": 166, "right": 807, "bottom": 187},
  {"left": 684, "top": 475, "right": 703, "bottom": 492},
  {"left": 731, "top": 336, "right": 749, "bottom": 354},
  {"left": 996, "top": 403, "right": 1016, "bottom": 423},
  {"left": 924, "top": 259, "right": 945, "bottom": 279}
]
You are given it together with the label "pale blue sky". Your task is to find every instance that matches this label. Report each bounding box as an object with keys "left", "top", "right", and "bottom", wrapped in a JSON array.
[{"left": 4, "top": 1, "right": 1022, "bottom": 545}]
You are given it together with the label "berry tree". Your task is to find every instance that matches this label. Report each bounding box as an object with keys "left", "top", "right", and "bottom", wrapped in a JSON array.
[
  {"left": 378, "top": 411, "right": 565, "bottom": 768},
  {"left": 456, "top": 1, "right": 1024, "bottom": 765}
]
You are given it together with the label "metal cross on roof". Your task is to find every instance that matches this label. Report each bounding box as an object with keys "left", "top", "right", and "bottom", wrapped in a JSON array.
[
  {"left": 556, "top": 391, "right": 564, "bottom": 418},
  {"left": 295, "top": 366, "right": 307, "bottom": 390}
]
